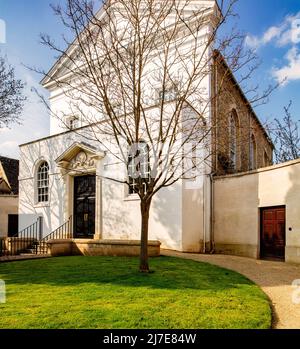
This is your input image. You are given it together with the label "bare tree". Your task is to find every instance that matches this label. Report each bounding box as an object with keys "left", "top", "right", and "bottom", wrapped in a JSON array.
[
  {"left": 34, "top": 0, "right": 275, "bottom": 272},
  {"left": 269, "top": 101, "right": 300, "bottom": 163},
  {"left": 0, "top": 55, "right": 26, "bottom": 128}
]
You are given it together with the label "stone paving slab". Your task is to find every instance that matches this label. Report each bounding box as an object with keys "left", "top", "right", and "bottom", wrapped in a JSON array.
[
  {"left": 0, "top": 255, "right": 50, "bottom": 263},
  {"left": 162, "top": 250, "right": 300, "bottom": 329}
]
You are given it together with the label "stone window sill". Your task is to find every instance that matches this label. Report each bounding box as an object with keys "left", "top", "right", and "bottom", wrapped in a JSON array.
[
  {"left": 123, "top": 194, "right": 140, "bottom": 202},
  {"left": 34, "top": 202, "right": 50, "bottom": 208}
]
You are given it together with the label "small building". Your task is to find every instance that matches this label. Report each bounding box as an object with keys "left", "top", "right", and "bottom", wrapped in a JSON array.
[{"left": 0, "top": 156, "right": 19, "bottom": 237}]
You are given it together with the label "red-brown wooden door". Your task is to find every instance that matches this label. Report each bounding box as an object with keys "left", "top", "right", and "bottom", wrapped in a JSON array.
[{"left": 261, "top": 207, "right": 286, "bottom": 260}]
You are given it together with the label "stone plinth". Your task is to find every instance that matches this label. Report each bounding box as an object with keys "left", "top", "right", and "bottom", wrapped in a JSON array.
[{"left": 47, "top": 239, "right": 161, "bottom": 257}]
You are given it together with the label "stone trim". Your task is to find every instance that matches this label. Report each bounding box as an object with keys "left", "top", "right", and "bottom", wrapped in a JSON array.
[
  {"left": 47, "top": 239, "right": 161, "bottom": 257},
  {"left": 214, "top": 158, "right": 300, "bottom": 180}
]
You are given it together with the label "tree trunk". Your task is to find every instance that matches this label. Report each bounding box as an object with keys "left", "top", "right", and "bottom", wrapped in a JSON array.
[{"left": 140, "top": 199, "right": 151, "bottom": 273}]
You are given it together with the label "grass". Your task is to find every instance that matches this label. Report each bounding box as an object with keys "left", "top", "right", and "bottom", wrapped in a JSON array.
[{"left": 0, "top": 256, "right": 271, "bottom": 329}]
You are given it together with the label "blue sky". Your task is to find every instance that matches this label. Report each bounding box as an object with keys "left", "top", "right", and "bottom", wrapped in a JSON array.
[{"left": 0, "top": 0, "right": 300, "bottom": 158}]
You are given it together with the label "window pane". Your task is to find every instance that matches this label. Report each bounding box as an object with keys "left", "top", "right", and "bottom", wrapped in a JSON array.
[
  {"left": 37, "top": 161, "right": 49, "bottom": 203},
  {"left": 128, "top": 143, "right": 150, "bottom": 195}
]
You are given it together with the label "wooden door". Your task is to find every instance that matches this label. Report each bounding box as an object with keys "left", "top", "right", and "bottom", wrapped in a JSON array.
[
  {"left": 74, "top": 175, "right": 96, "bottom": 239},
  {"left": 261, "top": 207, "right": 286, "bottom": 260}
]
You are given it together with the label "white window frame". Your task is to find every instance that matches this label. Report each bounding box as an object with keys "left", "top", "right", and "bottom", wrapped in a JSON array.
[
  {"left": 66, "top": 115, "right": 80, "bottom": 130},
  {"left": 127, "top": 142, "right": 150, "bottom": 196},
  {"left": 36, "top": 161, "right": 49, "bottom": 204},
  {"left": 157, "top": 84, "right": 179, "bottom": 104}
]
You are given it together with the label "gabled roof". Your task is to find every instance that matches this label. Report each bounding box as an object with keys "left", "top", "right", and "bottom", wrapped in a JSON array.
[
  {"left": 0, "top": 156, "right": 19, "bottom": 195},
  {"left": 41, "top": 0, "right": 221, "bottom": 89},
  {"left": 40, "top": 3, "right": 107, "bottom": 88}
]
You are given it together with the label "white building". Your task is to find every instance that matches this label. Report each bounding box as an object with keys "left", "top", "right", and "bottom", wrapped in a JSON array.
[{"left": 18, "top": 0, "right": 273, "bottom": 255}]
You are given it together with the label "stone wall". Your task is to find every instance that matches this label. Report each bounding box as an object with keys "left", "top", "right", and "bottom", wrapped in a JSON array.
[{"left": 212, "top": 53, "right": 274, "bottom": 176}]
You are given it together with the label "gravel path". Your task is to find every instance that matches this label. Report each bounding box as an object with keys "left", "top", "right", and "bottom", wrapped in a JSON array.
[{"left": 162, "top": 250, "right": 300, "bottom": 329}]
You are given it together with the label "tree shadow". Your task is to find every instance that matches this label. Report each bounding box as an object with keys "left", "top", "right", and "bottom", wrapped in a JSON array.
[{"left": 0, "top": 256, "right": 259, "bottom": 293}]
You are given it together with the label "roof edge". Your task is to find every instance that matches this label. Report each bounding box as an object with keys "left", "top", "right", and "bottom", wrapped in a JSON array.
[{"left": 213, "top": 49, "right": 275, "bottom": 150}]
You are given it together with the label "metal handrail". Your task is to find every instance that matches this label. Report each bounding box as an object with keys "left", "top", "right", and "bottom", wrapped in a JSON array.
[
  {"left": 40, "top": 216, "right": 73, "bottom": 243},
  {"left": 4, "top": 218, "right": 42, "bottom": 256},
  {"left": 11, "top": 218, "right": 40, "bottom": 239},
  {"left": 0, "top": 238, "right": 5, "bottom": 257},
  {"left": 0, "top": 216, "right": 73, "bottom": 257}
]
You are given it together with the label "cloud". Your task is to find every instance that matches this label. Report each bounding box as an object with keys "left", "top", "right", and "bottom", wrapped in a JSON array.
[
  {"left": 278, "top": 15, "right": 300, "bottom": 46},
  {"left": 245, "top": 12, "right": 300, "bottom": 49},
  {"left": 245, "top": 25, "right": 285, "bottom": 49},
  {"left": 0, "top": 141, "right": 20, "bottom": 158},
  {"left": 245, "top": 12, "right": 300, "bottom": 86},
  {"left": 272, "top": 47, "right": 300, "bottom": 86}
]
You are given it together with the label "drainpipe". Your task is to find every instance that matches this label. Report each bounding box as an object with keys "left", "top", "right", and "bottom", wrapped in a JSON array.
[
  {"left": 203, "top": 173, "right": 216, "bottom": 254},
  {"left": 205, "top": 54, "right": 217, "bottom": 254},
  {"left": 210, "top": 173, "right": 216, "bottom": 254},
  {"left": 214, "top": 54, "right": 218, "bottom": 172},
  {"left": 203, "top": 174, "right": 206, "bottom": 254}
]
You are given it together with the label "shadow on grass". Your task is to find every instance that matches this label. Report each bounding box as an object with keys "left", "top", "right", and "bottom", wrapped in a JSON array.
[{"left": 0, "top": 255, "right": 255, "bottom": 292}]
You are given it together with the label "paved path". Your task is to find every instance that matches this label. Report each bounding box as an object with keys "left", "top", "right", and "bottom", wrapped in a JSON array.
[
  {"left": 0, "top": 255, "right": 50, "bottom": 263},
  {"left": 162, "top": 250, "right": 300, "bottom": 329}
]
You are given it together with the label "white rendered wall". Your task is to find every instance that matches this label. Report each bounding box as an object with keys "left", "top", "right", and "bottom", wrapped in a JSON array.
[
  {"left": 19, "top": 128, "right": 184, "bottom": 250},
  {"left": 20, "top": 0, "right": 217, "bottom": 249}
]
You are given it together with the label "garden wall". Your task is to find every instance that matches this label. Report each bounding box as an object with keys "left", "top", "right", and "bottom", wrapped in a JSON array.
[{"left": 213, "top": 158, "right": 300, "bottom": 263}]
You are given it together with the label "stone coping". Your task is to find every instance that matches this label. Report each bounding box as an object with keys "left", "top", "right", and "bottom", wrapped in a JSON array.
[
  {"left": 47, "top": 239, "right": 161, "bottom": 246},
  {"left": 215, "top": 157, "right": 300, "bottom": 180},
  {"left": 47, "top": 239, "right": 161, "bottom": 257}
]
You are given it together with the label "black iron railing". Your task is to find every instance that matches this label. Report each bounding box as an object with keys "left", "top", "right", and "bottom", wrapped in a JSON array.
[
  {"left": 0, "top": 238, "right": 5, "bottom": 257},
  {"left": 41, "top": 216, "right": 73, "bottom": 242},
  {"left": 0, "top": 216, "right": 73, "bottom": 258},
  {"left": 2, "top": 218, "right": 42, "bottom": 257},
  {"left": 37, "top": 217, "right": 73, "bottom": 255}
]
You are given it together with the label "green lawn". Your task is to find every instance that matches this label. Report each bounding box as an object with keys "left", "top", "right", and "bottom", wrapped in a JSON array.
[{"left": 0, "top": 256, "right": 271, "bottom": 329}]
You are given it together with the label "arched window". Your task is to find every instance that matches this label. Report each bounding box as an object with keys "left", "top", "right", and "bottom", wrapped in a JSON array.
[
  {"left": 229, "top": 111, "right": 238, "bottom": 170},
  {"left": 37, "top": 161, "right": 49, "bottom": 203},
  {"left": 250, "top": 134, "right": 257, "bottom": 170},
  {"left": 128, "top": 142, "right": 150, "bottom": 195}
]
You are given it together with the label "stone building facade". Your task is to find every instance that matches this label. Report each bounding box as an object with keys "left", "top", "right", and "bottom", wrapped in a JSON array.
[
  {"left": 18, "top": 51, "right": 273, "bottom": 253},
  {"left": 211, "top": 51, "right": 274, "bottom": 176}
]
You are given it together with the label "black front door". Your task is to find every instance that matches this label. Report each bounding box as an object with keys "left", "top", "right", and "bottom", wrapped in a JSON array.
[{"left": 74, "top": 175, "right": 96, "bottom": 239}]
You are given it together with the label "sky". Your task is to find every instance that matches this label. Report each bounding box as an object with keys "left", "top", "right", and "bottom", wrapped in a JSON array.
[{"left": 0, "top": 0, "right": 300, "bottom": 158}]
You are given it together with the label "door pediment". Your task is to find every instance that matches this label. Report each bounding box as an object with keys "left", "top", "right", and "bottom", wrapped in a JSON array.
[{"left": 56, "top": 142, "right": 105, "bottom": 174}]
